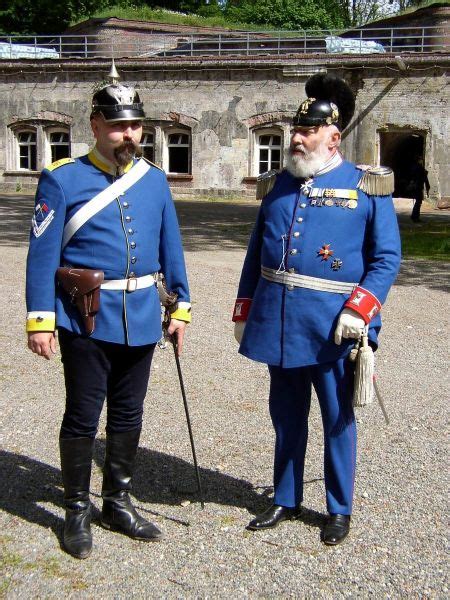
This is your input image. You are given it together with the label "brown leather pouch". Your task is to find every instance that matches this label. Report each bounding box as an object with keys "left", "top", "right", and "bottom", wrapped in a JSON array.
[{"left": 56, "top": 267, "right": 104, "bottom": 335}]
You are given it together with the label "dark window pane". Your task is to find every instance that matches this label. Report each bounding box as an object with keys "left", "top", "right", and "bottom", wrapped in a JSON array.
[
  {"left": 179, "top": 134, "right": 189, "bottom": 144},
  {"left": 19, "top": 131, "right": 36, "bottom": 143},
  {"left": 272, "top": 135, "right": 281, "bottom": 145},
  {"left": 143, "top": 146, "right": 154, "bottom": 163},
  {"left": 50, "top": 132, "right": 69, "bottom": 143},
  {"left": 142, "top": 133, "right": 154, "bottom": 145},
  {"left": 259, "top": 161, "right": 269, "bottom": 174},
  {"left": 51, "top": 144, "right": 70, "bottom": 162},
  {"left": 259, "top": 135, "right": 271, "bottom": 145},
  {"left": 271, "top": 149, "right": 281, "bottom": 161},
  {"left": 169, "top": 147, "right": 189, "bottom": 173},
  {"left": 260, "top": 149, "right": 268, "bottom": 161},
  {"left": 271, "top": 160, "right": 281, "bottom": 170}
]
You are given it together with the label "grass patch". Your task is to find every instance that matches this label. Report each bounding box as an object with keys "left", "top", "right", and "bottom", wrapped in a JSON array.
[
  {"left": 72, "top": 6, "right": 268, "bottom": 31},
  {"left": 400, "top": 220, "right": 449, "bottom": 261}
]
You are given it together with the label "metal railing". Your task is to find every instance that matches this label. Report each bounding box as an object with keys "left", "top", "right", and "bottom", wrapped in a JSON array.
[{"left": 0, "top": 25, "right": 448, "bottom": 60}]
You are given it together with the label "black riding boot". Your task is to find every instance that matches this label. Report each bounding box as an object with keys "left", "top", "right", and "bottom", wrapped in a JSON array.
[
  {"left": 59, "top": 436, "right": 94, "bottom": 559},
  {"left": 101, "top": 428, "right": 163, "bottom": 541}
]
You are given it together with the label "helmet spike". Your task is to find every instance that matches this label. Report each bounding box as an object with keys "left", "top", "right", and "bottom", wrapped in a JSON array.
[{"left": 108, "top": 58, "right": 120, "bottom": 84}]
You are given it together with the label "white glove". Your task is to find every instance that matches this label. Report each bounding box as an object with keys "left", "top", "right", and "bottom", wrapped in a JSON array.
[
  {"left": 234, "top": 321, "right": 246, "bottom": 344},
  {"left": 334, "top": 308, "right": 365, "bottom": 345}
]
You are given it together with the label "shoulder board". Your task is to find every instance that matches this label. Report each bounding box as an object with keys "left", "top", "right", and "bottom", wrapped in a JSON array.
[
  {"left": 142, "top": 157, "right": 163, "bottom": 171},
  {"left": 356, "top": 165, "right": 394, "bottom": 196},
  {"left": 256, "top": 170, "right": 278, "bottom": 200},
  {"left": 46, "top": 157, "right": 75, "bottom": 172}
]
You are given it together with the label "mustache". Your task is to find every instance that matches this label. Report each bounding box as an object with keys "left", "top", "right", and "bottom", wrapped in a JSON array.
[
  {"left": 290, "top": 143, "right": 309, "bottom": 156},
  {"left": 115, "top": 140, "right": 138, "bottom": 154}
]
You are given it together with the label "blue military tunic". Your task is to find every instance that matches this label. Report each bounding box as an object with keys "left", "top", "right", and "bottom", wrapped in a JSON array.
[
  {"left": 235, "top": 159, "right": 401, "bottom": 368},
  {"left": 26, "top": 149, "right": 190, "bottom": 346}
]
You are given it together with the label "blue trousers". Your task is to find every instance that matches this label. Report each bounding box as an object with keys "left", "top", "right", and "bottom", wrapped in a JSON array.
[
  {"left": 268, "top": 358, "right": 356, "bottom": 515},
  {"left": 58, "top": 328, "right": 155, "bottom": 438}
]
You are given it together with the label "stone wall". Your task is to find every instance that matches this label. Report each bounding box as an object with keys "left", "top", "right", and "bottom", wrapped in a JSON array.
[{"left": 0, "top": 53, "right": 448, "bottom": 204}]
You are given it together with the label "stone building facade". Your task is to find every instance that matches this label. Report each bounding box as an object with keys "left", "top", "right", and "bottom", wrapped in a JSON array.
[{"left": 0, "top": 10, "right": 449, "bottom": 203}]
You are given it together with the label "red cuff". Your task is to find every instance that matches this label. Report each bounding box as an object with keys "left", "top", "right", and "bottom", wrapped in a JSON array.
[
  {"left": 232, "top": 298, "right": 252, "bottom": 322},
  {"left": 344, "top": 286, "right": 381, "bottom": 324}
]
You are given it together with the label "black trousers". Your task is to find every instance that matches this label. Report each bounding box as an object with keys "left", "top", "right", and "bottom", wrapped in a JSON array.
[{"left": 58, "top": 328, "right": 155, "bottom": 438}]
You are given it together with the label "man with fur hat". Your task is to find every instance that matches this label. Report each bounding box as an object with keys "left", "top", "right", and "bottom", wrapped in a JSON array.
[
  {"left": 26, "top": 69, "right": 191, "bottom": 558},
  {"left": 232, "top": 73, "right": 401, "bottom": 545}
]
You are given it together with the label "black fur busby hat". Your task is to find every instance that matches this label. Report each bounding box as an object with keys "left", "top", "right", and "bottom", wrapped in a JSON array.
[{"left": 292, "top": 73, "right": 355, "bottom": 131}]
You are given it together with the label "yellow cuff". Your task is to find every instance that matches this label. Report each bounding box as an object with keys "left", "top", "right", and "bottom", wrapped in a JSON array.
[
  {"left": 170, "top": 308, "right": 191, "bottom": 323},
  {"left": 26, "top": 311, "right": 56, "bottom": 332}
]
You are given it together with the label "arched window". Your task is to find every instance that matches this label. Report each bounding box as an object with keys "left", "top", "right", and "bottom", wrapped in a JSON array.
[
  {"left": 49, "top": 131, "right": 70, "bottom": 162},
  {"left": 165, "top": 129, "right": 191, "bottom": 174},
  {"left": 254, "top": 129, "right": 282, "bottom": 175},
  {"left": 9, "top": 121, "right": 71, "bottom": 172},
  {"left": 141, "top": 131, "right": 155, "bottom": 163},
  {"left": 18, "top": 130, "right": 37, "bottom": 171}
]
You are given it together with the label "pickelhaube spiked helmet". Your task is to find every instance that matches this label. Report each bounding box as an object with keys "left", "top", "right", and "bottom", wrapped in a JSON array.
[
  {"left": 91, "top": 60, "right": 145, "bottom": 122},
  {"left": 292, "top": 73, "right": 355, "bottom": 131}
]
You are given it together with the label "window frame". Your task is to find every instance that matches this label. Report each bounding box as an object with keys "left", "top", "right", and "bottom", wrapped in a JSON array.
[
  {"left": 253, "top": 128, "right": 283, "bottom": 176},
  {"left": 163, "top": 127, "right": 191, "bottom": 175}
]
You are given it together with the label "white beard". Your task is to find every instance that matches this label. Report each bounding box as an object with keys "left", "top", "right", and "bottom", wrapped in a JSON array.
[{"left": 286, "top": 145, "right": 331, "bottom": 179}]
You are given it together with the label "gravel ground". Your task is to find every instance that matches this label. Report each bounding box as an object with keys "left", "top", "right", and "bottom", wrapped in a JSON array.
[{"left": 0, "top": 195, "right": 448, "bottom": 598}]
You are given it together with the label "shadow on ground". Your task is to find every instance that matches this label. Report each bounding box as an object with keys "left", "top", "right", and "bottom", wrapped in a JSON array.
[{"left": 0, "top": 445, "right": 324, "bottom": 546}]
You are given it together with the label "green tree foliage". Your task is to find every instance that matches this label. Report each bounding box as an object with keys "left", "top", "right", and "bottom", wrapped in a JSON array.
[
  {"left": 223, "top": 0, "right": 349, "bottom": 30},
  {"left": 0, "top": 0, "right": 111, "bottom": 35}
]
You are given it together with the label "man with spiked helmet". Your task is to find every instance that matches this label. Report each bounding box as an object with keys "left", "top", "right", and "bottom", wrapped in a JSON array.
[
  {"left": 232, "top": 73, "right": 401, "bottom": 545},
  {"left": 26, "top": 63, "right": 191, "bottom": 558}
]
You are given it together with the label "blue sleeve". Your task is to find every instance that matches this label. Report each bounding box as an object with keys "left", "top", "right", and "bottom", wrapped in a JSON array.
[
  {"left": 158, "top": 180, "right": 190, "bottom": 303},
  {"left": 360, "top": 194, "right": 401, "bottom": 304},
  {"left": 26, "top": 169, "right": 66, "bottom": 314}
]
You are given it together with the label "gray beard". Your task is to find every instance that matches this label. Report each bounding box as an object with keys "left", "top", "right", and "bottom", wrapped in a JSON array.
[{"left": 286, "top": 147, "right": 329, "bottom": 179}]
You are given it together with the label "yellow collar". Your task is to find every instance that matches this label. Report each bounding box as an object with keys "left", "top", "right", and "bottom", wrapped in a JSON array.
[{"left": 88, "top": 146, "right": 134, "bottom": 176}]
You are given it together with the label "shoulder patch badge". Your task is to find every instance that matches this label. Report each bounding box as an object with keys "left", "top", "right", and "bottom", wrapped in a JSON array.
[
  {"left": 46, "top": 157, "right": 75, "bottom": 172},
  {"left": 357, "top": 165, "right": 394, "bottom": 196},
  {"left": 256, "top": 169, "right": 278, "bottom": 200}
]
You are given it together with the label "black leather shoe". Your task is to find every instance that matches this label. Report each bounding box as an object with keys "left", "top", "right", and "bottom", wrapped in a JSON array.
[
  {"left": 101, "top": 492, "right": 163, "bottom": 541},
  {"left": 63, "top": 505, "right": 92, "bottom": 559},
  {"left": 322, "top": 514, "right": 350, "bottom": 545},
  {"left": 247, "top": 504, "right": 301, "bottom": 531}
]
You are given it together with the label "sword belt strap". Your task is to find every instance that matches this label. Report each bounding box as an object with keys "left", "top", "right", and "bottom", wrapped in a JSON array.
[
  {"left": 101, "top": 273, "right": 157, "bottom": 292},
  {"left": 261, "top": 266, "right": 358, "bottom": 294},
  {"left": 62, "top": 159, "right": 151, "bottom": 249}
]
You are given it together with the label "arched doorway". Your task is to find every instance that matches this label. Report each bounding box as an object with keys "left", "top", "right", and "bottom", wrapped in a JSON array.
[{"left": 379, "top": 129, "right": 426, "bottom": 197}]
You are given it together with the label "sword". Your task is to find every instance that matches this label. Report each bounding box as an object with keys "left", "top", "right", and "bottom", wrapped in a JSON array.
[
  {"left": 156, "top": 274, "right": 204, "bottom": 508},
  {"left": 169, "top": 333, "right": 205, "bottom": 509},
  {"left": 373, "top": 376, "right": 390, "bottom": 425}
]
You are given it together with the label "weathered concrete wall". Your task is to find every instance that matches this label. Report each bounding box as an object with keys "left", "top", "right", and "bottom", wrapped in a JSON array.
[{"left": 0, "top": 56, "right": 448, "bottom": 203}]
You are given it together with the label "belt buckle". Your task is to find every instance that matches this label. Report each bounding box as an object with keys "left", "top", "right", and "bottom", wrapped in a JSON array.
[{"left": 126, "top": 276, "right": 138, "bottom": 292}]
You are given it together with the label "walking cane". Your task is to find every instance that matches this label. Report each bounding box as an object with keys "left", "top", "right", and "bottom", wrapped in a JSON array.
[{"left": 169, "top": 332, "right": 205, "bottom": 509}]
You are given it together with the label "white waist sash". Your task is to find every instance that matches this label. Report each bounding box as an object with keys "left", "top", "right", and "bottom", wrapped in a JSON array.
[
  {"left": 62, "top": 159, "right": 150, "bottom": 249},
  {"left": 261, "top": 266, "right": 358, "bottom": 294}
]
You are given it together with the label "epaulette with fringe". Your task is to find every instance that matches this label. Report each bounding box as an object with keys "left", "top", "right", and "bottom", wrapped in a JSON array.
[
  {"left": 46, "top": 157, "right": 75, "bottom": 171},
  {"left": 356, "top": 165, "right": 394, "bottom": 196},
  {"left": 142, "top": 157, "right": 163, "bottom": 171},
  {"left": 256, "top": 169, "right": 278, "bottom": 200}
]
